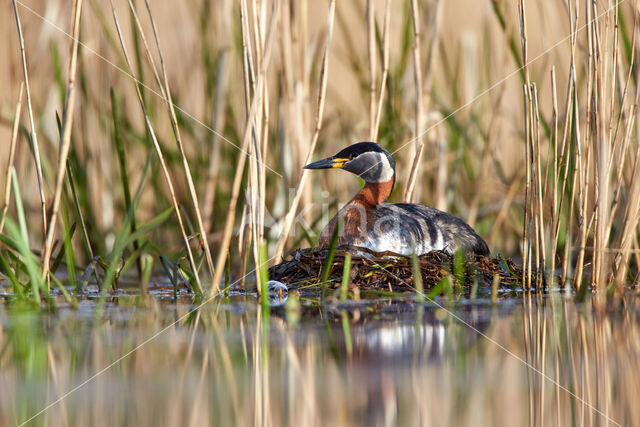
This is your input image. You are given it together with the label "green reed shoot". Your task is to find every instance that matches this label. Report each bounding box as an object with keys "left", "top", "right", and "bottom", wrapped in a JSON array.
[
  {"left": 258, "top": 241, "right": 270, "bottom": 314},
  {"left": 0, "top": 169, "right": 46, "bottom": 303},
  {"left": 140, "top": 254, "right": 153, "bottom": 297},
  {"left": 320, "top": 219, "right": 342, "bottom": 299},
  {"left": 159, "top": 255, "right": 180, "bottom": 299},
  {"left": 411, "top": 253, "right": 424, "bottom": 302},
  {"left": 340, "top": 253, "right": 352, "bottom": 303},
  {"left": 111, "top": 89, "right": 142, "bottom": 279},
  {"left": 341, "top": 309, "right": 353, "bottom": 357},
  {"left": 427, "top": 275, "right": 453, "bottom": 301}
]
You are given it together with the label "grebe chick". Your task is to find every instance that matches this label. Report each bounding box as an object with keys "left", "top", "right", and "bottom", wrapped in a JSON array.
[{"left": 304, "top": 142, "right": 489, "bottom": 256}]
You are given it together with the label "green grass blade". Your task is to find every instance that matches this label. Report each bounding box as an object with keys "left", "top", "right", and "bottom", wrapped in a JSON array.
[
  {"left": 177, "top": 262, "right": 202, "bottom": 297},
  {"left": 341, "top": 310, "right": 352, "bottom": 356},
  {"left": 66, "top": 163, "right": 94, "bottom": 260},
  {"left": 11, "top": 168, "right": 30, "bottom": 249},
  {"left": 0, "top": 250, "right": 25, "bottom": 300},
  {"left": 61, "top": 206, "right": 77, "bottom": 289},
  {"left": 140, "top": 254, "right": 153, "bottom": 296},
  {"left": 259, "top": 241, "right": 270, "bottom": 313},
  {"left": 320, "top": 219, "right": 342, "bottom": 298},
  {"left": 3, "top": 218, "right": 44, "bottom": 303},
  {"left": 340, "top": 253, "right": 352, "bottom": 303},
  {"left": 8, "top": 169, "right": 44, "bottom": 302},
  {"left": 111, "top": 88, "right": 141, "bottom": 279},
  {"left": 124, "top": 207, "right": 172, "bottom": 248},
  {"left": 159, "top": 255, "right": 179, "bottom": 295},
  {"left": 119, "top": 240, "right": 149, "bottom": 278},
  {"left": 411, "top": 253, "right": 424, "bottom": 302}
]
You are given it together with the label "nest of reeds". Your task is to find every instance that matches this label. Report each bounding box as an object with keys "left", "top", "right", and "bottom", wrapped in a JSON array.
[{"left": 269, "top": 247, "right": 525, "bottom": 296}]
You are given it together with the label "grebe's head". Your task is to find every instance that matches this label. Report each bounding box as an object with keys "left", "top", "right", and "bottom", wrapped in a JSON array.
[{"left": 304, "top": 142, "right": 395, "bottom": 184}]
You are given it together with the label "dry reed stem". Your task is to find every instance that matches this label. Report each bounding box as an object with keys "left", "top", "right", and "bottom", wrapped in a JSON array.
[
  {"left": 578, "top": 0, "right": 595, "bottom": 292},
  {"left": 259, "top": 78, "right": 269, "bottom": 251},
  {"left": 239, "top": 0, "right": 256, "bottom": 290},
  {"left": 210, "top": 0, "right": 280, "bottom": 293},
  {"left": 549, "top": 68, "right": 559, "bottom": 287},
  {"left": 560, "top": 0, "right": 580, "bottom": 285},
  {"left": 552, "top": 60, "right": 575, "bottom": 272},
  {"left": 110, "top": 2, "right": 203, "bottom": 291},
  {"left": 141, "top": 0, "right": 216, "bottom": 283},
  {"left": 0, "top": 83, "right": 24, "bottom": 234},
  {"left": 532, "top": 85, "right": 546, "bottom": 284},
  {"left": 593, "top": 0, "right": 612, "bottom": 292},
  {"left": 245, "top": 0, "right": 260, "bottom": 268},
  {"left": 243, "top": 0, "right": 260, "bottom": 288},
  {"left": 256, "top": 0, "right": 269, "bottom": 274},
  {"left": 244, "top": 0, "right": 273, "bottom": 290},
  {"left": 613, "top": 122, "right": 640, "bottom": 288},
  {"left": 11, "top": 0, "right": 47, "bottom": 239},
  {"left": 41, "top": 0, "right": 84, "bottom": 283},
  {"left": 367, "top": 0, "right": 376, "bottom": 140},
  {"left": 240, "top": 0, "right": 255, "bottom": 115},
  {"left": 573, "top": 141, "right": 591, "bottom": 292},
  {"left": 202, "top": 48, "right": 230, "bottom": 233},
  {"left": 403, "top": 0, "right": 443, "bottom": 205},
  {"left": 403, "top": 0, "right": 424, "bottom": 204},
  {"left": 250, "top": 0, "right": 264, "bottom": 73},
  {"left": 372, "top": 0, "right": 392, "bottom": 141},
  {"left": 272, "top": 0, "right": 336, "bottom": 262},
  {"left": 522, "top": 82, "right": 533, "bottom": 289},
  {"left": 519, "top": 0, "right": 532, "bottom": 288}
]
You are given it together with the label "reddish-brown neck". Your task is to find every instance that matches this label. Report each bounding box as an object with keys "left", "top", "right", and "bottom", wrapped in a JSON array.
[{"left": 351, "top": 178, "right": 394, "bottom": 207}]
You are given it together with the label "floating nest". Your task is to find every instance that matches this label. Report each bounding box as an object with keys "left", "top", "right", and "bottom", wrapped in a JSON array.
[{"left": 269, "top": 247, "right": 525, "bottom": 296}]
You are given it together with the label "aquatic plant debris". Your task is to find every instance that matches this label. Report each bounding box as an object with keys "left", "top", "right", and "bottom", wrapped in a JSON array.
[{"left": 269, "top": 247, "right": 527, "bottom": 295}]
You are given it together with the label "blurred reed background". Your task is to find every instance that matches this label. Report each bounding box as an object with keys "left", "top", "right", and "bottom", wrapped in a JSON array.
[
  {"left": 1, "top": 2, "right": 640, "bottom": 426},
  {"left": 0, "top": 0, "right": 638, "bottom": 297}
]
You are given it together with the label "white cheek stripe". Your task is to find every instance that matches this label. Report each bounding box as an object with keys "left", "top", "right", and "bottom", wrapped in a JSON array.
[{"left": 375, "top": 154, "right": 394, "bottom": 183}]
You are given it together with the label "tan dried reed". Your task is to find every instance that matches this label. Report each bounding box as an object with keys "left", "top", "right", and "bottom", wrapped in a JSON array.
[
  {"left": 40, "top": 0, "right": 84, "bottom": 284},
  {"left": 11, "top": 1, "right": 47, "bottom": 239},
  {"left": 0, "top": 82, "right": 24, "bottom": 234}
]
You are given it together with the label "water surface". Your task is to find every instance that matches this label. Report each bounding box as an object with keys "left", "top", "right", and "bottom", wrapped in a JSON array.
[{"left": 1, "top": 285, "right": 638, "bottom": 426}]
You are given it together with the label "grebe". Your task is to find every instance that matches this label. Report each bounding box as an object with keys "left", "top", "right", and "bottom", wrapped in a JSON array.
[{"left": 304, "top": 142, "right": 489, "bottom": 256}]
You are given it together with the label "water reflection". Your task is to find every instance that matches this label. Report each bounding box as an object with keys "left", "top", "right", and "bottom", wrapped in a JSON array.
[
  {"left": 352, "top": 321, "right": 446, "bottom": 362},
  {"left": 0, "top": 292, "right": 638, "bottom": 426}
]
